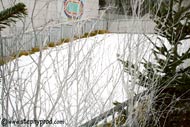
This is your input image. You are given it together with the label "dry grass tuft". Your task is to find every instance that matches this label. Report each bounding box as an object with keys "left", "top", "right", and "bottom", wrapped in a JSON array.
[
  {"left": 18, "top": 51, "right": 29, "bottom": 57},
  {"left": 0, "top": 56, "right": 15, "bottom": 65},
  {"left": 31, "top": 47, "right": 40, "bottom": 52},
  {"left": 0, "top": 58, "right": 6, "bottom": 65},
  {"left": 74, "top": 35, "right": 80, "bottom": 40},
  {"left": 89, "top": 31, "right": 97, "bottom": 37},
  {"left": 56, "top": 41, "right": 64, "bottom": 46},
  {"left": 83, "top": 32, "right": 89, "bottom": 38},
  {"left": 98, "top": 30, "right": 109, "bottom": 34},
  {"left": 81, "top": 30, "right": 109, "bottom": 38},
  {"left": 47, "top": 42, "right": 56, "bottom": 47},
  {"left": 60, "top": 38, "right": 70, "bottom": 43}
]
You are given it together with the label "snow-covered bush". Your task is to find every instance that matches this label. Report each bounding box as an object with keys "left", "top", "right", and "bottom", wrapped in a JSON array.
[{"left": 120, "top": 0, "right": 190, "bottom": 126}]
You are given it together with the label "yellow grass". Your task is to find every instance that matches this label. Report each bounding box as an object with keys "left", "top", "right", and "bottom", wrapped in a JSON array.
[{"left": 47, "top": 42, "right": 56, "bottom": 47}]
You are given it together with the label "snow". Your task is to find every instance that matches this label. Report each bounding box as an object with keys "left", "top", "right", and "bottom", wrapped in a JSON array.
[{"left": 2, "top": 33, "right": 161, "bottom": 126}]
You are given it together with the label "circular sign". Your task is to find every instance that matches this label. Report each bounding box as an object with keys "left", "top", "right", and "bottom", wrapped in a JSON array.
[{"left": 64, "top": 0, "right": 84, "bottom": 19}]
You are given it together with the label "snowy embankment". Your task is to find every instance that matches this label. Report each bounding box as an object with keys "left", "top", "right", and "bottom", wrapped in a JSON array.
[{"left": 2, "top": 33, "right": 168, "bottom": 126}]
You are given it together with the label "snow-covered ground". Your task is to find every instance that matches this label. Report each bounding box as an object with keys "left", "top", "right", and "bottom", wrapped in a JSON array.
[{"left": 3, "top": 33, "right": 189, "bottom": 126}]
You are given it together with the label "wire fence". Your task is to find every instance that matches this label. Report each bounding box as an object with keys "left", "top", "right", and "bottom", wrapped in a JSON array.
[
  {"left": 108, "top": 18, "right": 155, "bottom": 34},
  {"left": 0, "top": 18, "right": 155, "bottom": 57},
  {"left": 0, "top": 19, "right": 107, "bottom": 57}
]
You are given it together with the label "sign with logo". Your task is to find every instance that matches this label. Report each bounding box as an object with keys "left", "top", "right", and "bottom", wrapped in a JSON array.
[{"left": 64, "top": 0, "right": 84, "bottom": 19}]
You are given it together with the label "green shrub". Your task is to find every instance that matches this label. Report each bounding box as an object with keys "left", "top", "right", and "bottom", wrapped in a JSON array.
[
  {"left": 120, "top": 0, "right": 190, "bottom": 91},
  {"left": 119, "top": 0, "right": 190, "bottom": 126}
]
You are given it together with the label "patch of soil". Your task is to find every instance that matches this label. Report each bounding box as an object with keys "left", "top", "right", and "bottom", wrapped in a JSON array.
[{"left": 155, "top": 85, "right": 190, "bottom": 127}]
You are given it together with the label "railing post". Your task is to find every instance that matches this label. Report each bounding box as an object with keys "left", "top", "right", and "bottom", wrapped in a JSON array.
[
  {"left": 81, "top": 21, "right": 84, "bottom": 36},
  {"left": 84, "top": 21, "right": 86, "bottom": 34},
  {"left": 106, "top": 19, "right": 109, "bottom": 31},
  {"left": 61, "top": 24, "right": 63, "bottom": 39},
  {"left": 48, "top": 27, "right": 51, "bottom": 42},
  {"left": 0, "top": 30, "right": 3, "bottom": 57},
  {"left": 117, "top": 19, "right": 120, "bottom": 33}
]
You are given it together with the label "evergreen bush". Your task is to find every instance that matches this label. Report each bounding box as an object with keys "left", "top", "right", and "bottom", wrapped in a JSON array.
[{"left": 119, "top": 0, "right": 190, "bottom": 126}]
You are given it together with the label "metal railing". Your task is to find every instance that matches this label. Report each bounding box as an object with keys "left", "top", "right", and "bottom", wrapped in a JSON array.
[
  {"left": 79, "top": 91, "right": 147, "bottom": 127},
  {"left": 0, "top": 19, "right": 108, "bottom": 57},
  {"left": 0, "top": 18, "right": 155, "bottom": 57},
  {"left": 108, "top": 18, "right": 155, "bottom": 34}
]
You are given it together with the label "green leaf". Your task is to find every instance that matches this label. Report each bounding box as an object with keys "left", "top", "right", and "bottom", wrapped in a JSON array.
[{"left": 0, "top": 2, "right": 27, "bottom": 30}]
